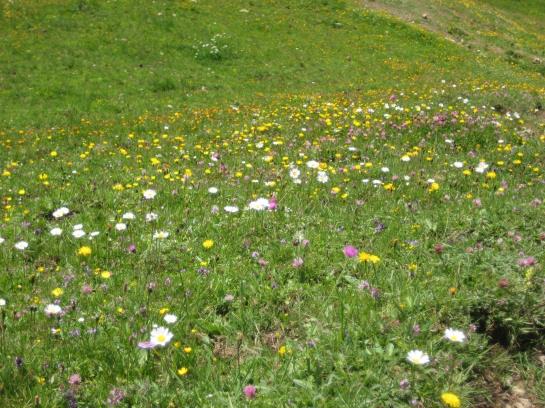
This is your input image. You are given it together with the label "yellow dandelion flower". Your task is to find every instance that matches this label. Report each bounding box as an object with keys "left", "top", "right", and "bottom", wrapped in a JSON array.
[
  {"left": 383, "top": 183, "right": 395, "bottom": 191},
  {"left": 202, "top": 239, "right": 214, "bottom": 249},
  {"left": 51, "top": 288, "right": 63, "bottom": 298},
  {"left": 441, "top": 392, "right": 461, "bottom": 408},
  {"left": 359, "top": 252, "right": 380, "bottom": 264},
  {"left": 77, "top": 246, "right": 92, "bottom": 256},
  {"left": 428, "top": 182, "right": 440, "bottom": 192}
]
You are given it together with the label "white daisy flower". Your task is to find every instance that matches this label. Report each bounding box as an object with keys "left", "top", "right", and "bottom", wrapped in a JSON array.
[
  {"left": 306, "top": 160, "right": 319, "bottom": 169},
  {"left": 50, "top": 228, "right": 63, "bottom": 236},
  {"left": 406, "top": 350, "right": 430, "bottom": 365},
  {"left": 475, "top": 162, "right": 489, "bottom": 174},
  {"left": 150, "top": 326, "right": 173, "bottom": 346},
  {"left": 44, "top": 304, "right": 62, "bottom": 316},
  {"left": 317, "top": 171, "right": 329, "bottom": 183},
  {"left": 444, "top": 328, "right": 466, "bottom": 343},
  {"left": 72, "top": 230, "right": 86, "bottom": 238},
  {"left": 52, "top": 207, "right": 70, "bottom": 219},
  {"left": 224, "top": 205, "right": 239, "bottom": 213},
  {"left": 143, "top": 189, "right": 157, "bottom": 200},
  {"left": 163, "top": 314, "right": 178, "bottom": 324},
  {"left": 289, "top": 167, "right": 301, "bottom": 179},
  {"left": 146, "top": 212, "right": 158, "bottom": 222},
  {"left": 14, "top": 241, "right": 28, "bottom": 250},
  {"left": 153, "top": 231, "right": 169, "bottom": 240},
  {"left": 248, "top": 198, "right": 270, "bottom": 211},
  {"left": 115, "top": 223, "right": 127, "bottom": 231}
]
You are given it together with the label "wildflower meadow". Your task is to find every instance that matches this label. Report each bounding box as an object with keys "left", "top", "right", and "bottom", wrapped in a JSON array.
[{"left": 0, "top": 0, "right": 544, "bottom": 407}]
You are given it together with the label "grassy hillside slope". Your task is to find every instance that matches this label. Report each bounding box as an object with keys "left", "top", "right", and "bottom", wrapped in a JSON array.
[
  {"left": 0, "top": 0, "right": 542, "bottom": 127},
  {"left": 361, "top": 0, "right": 545, "bottom": 76},
  {"left": 0, "top": 1, "right": 544, "bottom": 407}
]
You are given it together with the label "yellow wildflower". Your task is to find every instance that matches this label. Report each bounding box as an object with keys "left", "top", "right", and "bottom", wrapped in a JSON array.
[
  {"left": 428, "top": 182, "right": 440, "bottom": 192},
  {"left": 441, "top": 392, "right": 461, "bottom": 408},
  {"left": 359, "top": 252, "right": 380, "bottom": 264},
  {"left": 77, "top": 246, "right": 92, "bottom": 256},
  {"left": 51, "top": 288, "right": 63, "bottom": 298}
]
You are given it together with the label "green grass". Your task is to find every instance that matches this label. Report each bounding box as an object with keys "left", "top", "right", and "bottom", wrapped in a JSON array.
[
  {"left": 361, "top": 0, "right": 545, "bottom": 77},
  {"left": 0, "top": 0, "right": 542, "bottom": 127},
  {"left": 0, "top": 0, "right": 544, "bottom": 407},
  {"left": 1, "top": 85, "right": 544, "bottom": 407}
]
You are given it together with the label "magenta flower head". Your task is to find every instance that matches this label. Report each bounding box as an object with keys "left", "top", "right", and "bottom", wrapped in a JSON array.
[
  {"left": 268, "top": 196, "right": 277, "bottom": 210},
  {"left": 292, "top": 257, "right": 304, "bottom": 268},
  {"left": 81, "top": 283, "right": 93, "bottom": 295},
  {"left": 343, "top": 245, "right": 358, "bottom": 258},
  {"left": 68, "top": 373, "right": 82, "bottom": 386},
  {"left": 243, "top": 385, "right": 257, "bottom": 399},
  {"left": 518, "top": 256, "right": 536, "bottom": 267}
]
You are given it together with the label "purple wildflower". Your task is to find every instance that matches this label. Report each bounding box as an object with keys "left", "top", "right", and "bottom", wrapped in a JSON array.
[
  {"left": 243, "top": 385, "right": 257, "bottom": 399},
  {"left": 343, "top": 245, "right": 358, "bottom": 258}
]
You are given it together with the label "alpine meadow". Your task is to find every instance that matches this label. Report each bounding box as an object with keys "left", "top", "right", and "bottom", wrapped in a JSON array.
[{"left": 0, "top": 0, "right": 544, "bottom": 407}]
